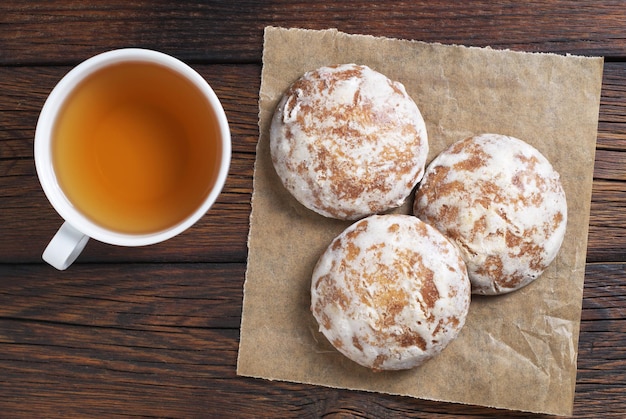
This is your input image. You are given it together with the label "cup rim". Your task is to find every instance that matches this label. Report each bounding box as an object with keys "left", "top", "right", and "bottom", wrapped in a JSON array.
[{"left": 34, "top": 48, "right": 231, "bottom": 247}]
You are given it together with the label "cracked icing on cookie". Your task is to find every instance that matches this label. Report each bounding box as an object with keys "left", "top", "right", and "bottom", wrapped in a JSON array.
[
  {"left": 310, "top": 214, "right": 470, "bottom": 371},
  {"left": 414, "top": 134, "right": 567, "bottom": 295},
  {"left": 270, "top": 64, "right": 428, "bottom": 220}
]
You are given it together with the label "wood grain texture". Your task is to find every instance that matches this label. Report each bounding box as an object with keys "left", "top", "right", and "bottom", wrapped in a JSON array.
[
  {"left": 1, "top": 1, "right": 625, "bottom": 417},
  {"left": 1, "top": 63, "right": 625, "bottom": 263},
  {"left": 0, "top": 263, "right": 624, "bottom": 418},
  {"left": 0, "top": 64, "right": 260, "bottom": 264},
  {"left": 1, "top": 1, "right": 625, "bottom": 66}
]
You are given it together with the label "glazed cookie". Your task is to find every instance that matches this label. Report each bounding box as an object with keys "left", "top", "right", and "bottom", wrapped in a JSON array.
[
  {"left": 311, "top": 214, "right": 471, "bottom": 371},
  {"left": 270, "top": 64, "right": 428, "bottom": 220},
  {"left": 414, "top": 134, "right": 567, "bottom": 295}
]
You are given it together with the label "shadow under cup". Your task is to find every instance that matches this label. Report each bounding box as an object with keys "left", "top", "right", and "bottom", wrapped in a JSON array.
[{"left": 36, "top": 49, "right": 231, "bottom": 247}]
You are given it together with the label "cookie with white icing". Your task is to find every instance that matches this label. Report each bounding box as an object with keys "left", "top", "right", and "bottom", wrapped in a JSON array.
[
  {"left": 414, "top": 134, "right": 567, "bottom": 295},
  {"left": 311, "top": 214, "right": 470, "bottom": 371},
  {"left": 270, "top": 64, "right": 428, "bottom": 220}
]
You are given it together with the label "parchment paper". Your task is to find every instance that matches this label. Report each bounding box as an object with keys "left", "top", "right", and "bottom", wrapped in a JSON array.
[{"left": 237, "top": 27, "right": 604, "bottom": 416}]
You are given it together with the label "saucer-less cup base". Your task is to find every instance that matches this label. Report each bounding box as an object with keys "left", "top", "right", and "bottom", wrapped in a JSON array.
[{"left": 35, "top": 49, "right": 231, "bottom": 270}]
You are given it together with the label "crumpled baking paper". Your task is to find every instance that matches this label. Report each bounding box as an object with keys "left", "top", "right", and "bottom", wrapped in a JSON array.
[{"left": 237, "top": 27, "right": 603, "bottom": 416}]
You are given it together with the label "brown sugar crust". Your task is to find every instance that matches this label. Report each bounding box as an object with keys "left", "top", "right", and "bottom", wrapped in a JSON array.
[
  {"left": 310, "top": 214, "right": 470, "bottom": 371},
  {"left": 414, "top": 134, "right": 567, "bottom": 295},
  {"left": 270, "top": 64, "right": 428, "bottom": 220}
]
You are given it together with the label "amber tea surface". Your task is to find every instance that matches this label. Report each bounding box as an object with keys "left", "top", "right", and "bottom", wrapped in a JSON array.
[{"left": 52, "top": 61, "right": 221, "bottom": 234}]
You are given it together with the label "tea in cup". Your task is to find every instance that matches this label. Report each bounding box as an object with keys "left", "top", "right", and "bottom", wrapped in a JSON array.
[{"left": 35, "top": 49, "right": 231, "bottom": 269}]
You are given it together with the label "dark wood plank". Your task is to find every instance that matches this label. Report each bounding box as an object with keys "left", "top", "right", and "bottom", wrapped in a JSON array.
[
  {"left": 1, "top": 1, "right": 625, "bottom": 66},
  {"left": 0, "top": 263, "right": 245, "bottom": 328},
  {"left": 1, "top": 1, "right": 625, "bottom": 418},
  {"left": 1, "top": 59, "right": 621, "bottom": 160},
  {"left": 576, "top": 262, "right": 626, "bottom": 418},
  {"left": 598, "top": 63, "right": 626, "bottom": 148},
  {"left": 0, "top": 64, "right": 260, "bottom": 264},
  {"left": 0, "top": 262, "right": 624, "bottom": 417},
  {"left": 2, "top": 63, "right": 625, "bottom": 263},
  {"left": 588, "top": 181, "right": 626, "bottom": 263},
  {"left": 582, "top": 61, "right": 626, "bottom": 263},
  {"left": 0, "top": 64, "right": 261, "bottom": 156}
]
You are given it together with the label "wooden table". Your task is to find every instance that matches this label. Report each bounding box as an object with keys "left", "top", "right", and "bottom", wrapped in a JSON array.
[{"left": 1, "top": 2, "right": 624, "bottom": 417}]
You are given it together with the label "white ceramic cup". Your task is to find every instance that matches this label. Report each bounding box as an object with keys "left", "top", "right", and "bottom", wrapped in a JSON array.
[{"left": 34, "top": 48, "right": 231, "bottom": 270}]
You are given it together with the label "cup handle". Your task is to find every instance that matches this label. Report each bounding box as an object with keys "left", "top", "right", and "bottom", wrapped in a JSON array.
[{"left": 42, "top": 221, "right": 89, "bottom": 270}]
